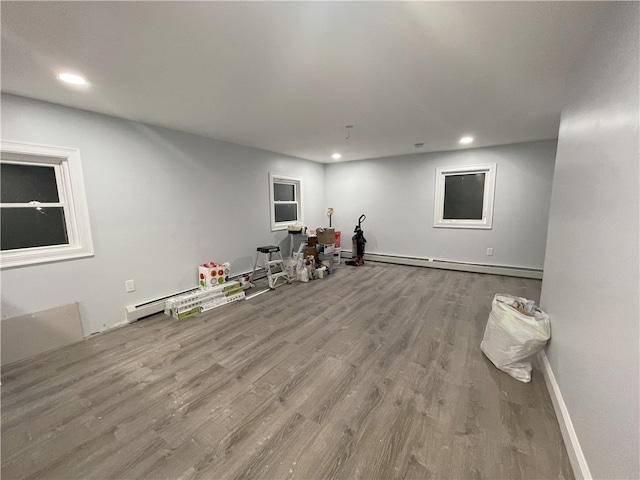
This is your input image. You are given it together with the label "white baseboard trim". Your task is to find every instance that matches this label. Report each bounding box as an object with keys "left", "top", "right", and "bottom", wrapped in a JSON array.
[
  {"left": 340, "top": 250, "right": 543, "bottom": 279},
  {"left": 537, "top": 351, "right": 592, "bottom": 480},
  {"left": 111, "top": 319, "right": 130, "bottom": 329}
]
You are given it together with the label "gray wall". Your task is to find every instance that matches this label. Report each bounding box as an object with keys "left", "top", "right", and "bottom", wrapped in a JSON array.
[
  {"left": 1, "top": 94, "right": 325, "bottom": 335},
  {"left": 540, "top": 3, "right": 639, "bottom": 479},
  {"left": 325, "top": 140, "right": 556, "bottom": 270}
]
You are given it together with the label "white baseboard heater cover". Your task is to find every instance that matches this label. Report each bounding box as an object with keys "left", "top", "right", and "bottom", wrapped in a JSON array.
[
  {"left": 341, "top": 250, "right": 543, "bottom": 279},
  {"left": 125, "top": 287, "right": 200, "bottom": 323}
]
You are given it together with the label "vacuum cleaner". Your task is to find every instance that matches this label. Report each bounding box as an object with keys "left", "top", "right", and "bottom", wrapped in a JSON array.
[{"left": 346, "top": 214, "right": 366, "bottom": 266}]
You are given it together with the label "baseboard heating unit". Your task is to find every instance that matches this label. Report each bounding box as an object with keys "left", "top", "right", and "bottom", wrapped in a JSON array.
[
  {"left": 341, "top": 250, "right": 542, "bottom": 279},
  {"left": 125, "top": 287, "right": 200, "bottom": 323}
]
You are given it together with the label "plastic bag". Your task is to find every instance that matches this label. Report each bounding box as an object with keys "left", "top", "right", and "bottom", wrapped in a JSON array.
[
  {"left": 480, "top": 294, "right": 551, "bottom": 383},
  {"left": 295, "top": 255, "right": 308, "bottom": 282},
  {"left": 283, "top": 257, "right": 297, "bottom": 281}
]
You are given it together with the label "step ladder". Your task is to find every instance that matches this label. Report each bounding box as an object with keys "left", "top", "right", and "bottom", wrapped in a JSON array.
[{"left": 250, "top": 246, "right": 291, "bottom": 289}]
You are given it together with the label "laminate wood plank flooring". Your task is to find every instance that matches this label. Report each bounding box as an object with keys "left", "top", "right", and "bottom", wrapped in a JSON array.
[{"left": 1, "top": 263, "right": 574, "bottom": 480}]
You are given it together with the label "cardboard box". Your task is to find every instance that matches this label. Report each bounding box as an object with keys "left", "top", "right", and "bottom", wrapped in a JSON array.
[
  {"left": 302, "top": 246, "right": 318, "bottom": 262},
  {"left": 198, "top": 262, "right": 230, "bottom": 288},
  {"left": 321, "top": 244, "right": 334, "bottom": 254},
  {"left": 317, "top": 228, "right": 335, "bottom": 245}
]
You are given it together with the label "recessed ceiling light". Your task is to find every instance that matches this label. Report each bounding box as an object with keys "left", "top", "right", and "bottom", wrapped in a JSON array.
[
  {"left": 57, "top": 72, "right": 88, "bottom": 86},
  {"left": 331, "top": 153, "right": 342, "bottom": 160},
  {"left": 459, "top": 136, "right": 474, "bottom": 145}
]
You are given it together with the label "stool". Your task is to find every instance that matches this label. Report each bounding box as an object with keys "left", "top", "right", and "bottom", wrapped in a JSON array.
[{"left": 249, "top": 246, "right": 291, "bottom": 289}]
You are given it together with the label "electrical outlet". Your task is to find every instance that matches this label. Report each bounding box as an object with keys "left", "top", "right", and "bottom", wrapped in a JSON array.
[
  {"left": 125, "top": 279, "right": 135, "bottom": 293},
  {"left": 486, "top": 248, "right": 494, "bottom": 256}
]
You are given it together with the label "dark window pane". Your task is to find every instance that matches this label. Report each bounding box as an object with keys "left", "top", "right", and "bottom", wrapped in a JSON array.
[
  {"left": 1, "top": 207, "right": 68, "bottom": 250},
  {"left": 275, "top": 203, "right": 297, "bottom": 222},
  {"left": 274, "top": 183, "right": 295, "bottom": 202},
  {"left": 443, "top": 173, "right": 485, "bottom": 220},
  {"left": 1, "top": 163, "right": 60, "bottom": 203}
]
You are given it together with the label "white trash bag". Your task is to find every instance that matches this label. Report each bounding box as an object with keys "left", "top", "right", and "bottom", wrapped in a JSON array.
[{"left": 480, "top": 294, "right": 550, "bottom": 383}]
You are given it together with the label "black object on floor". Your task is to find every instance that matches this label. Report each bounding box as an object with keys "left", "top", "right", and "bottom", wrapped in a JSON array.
[{"left": 346, "top": 214, "right": 367, "bottom": 266}]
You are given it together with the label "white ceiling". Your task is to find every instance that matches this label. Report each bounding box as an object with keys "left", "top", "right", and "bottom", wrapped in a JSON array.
[{"left": 1, "top": 2, "right": 605, "bottom": 163}]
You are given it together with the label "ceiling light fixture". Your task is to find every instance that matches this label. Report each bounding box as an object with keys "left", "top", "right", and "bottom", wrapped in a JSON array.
[
  {"left": 57, "top": 72, "right": 88, "bottom": 86},
  {"left": 459, "top": 136, "right": 474, "bottom": 145},
  {"left": 332, "top": 153, "right": 342, "bottom": 160}
]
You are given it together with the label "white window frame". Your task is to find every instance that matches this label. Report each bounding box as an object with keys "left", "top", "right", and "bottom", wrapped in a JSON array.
[
  {"left": 1, "top": 140, "right": 94, "bottom": 269},
  {"left": 269, "top": 173, "right": 302, "bottom": 231},
  {"left": 434, "top": 163, "right": 497, "bottom": 229}
]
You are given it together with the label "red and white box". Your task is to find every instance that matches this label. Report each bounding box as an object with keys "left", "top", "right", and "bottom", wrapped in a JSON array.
[{"left": 199, "top": 261, "right": 230, "bottom": 288}]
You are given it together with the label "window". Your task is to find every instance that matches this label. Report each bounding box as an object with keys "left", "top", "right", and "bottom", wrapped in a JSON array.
[
  {"left": 434, "top": 163, "right": 496, "bottom": 229},
  {"left": 1, "top": 141, "right": 94, "bottom": 268},
  {"left": 269, "top": 173, "right": 302, "bottom": 231}
]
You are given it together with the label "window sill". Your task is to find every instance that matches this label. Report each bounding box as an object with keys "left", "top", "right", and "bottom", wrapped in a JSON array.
[
  {"left": 434, "top": 221, "right": 493, "bottom": 229},
  {"left": 1, "top": 245, "right": 94, "bottom": 269}
]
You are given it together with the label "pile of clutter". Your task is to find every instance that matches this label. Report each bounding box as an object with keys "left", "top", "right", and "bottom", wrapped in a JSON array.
[
  {"left": 285, "top": 227, "right": 340, "bottom": 282},
  {"left": 164, "top": 260, "right": 245, "bottom": 320},
  {"left": 294, "top": 252, "right": 332, "bottom": 282}
]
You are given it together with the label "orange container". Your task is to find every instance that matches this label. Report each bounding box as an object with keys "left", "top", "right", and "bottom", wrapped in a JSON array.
[{"left": 334, "top": 231, "right": 341, "bottom": 248}]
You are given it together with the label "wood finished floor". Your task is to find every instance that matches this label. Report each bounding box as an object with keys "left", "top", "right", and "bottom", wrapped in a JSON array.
[{"left": 1, "top": 263, "right": 574, "bottom": 480}]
